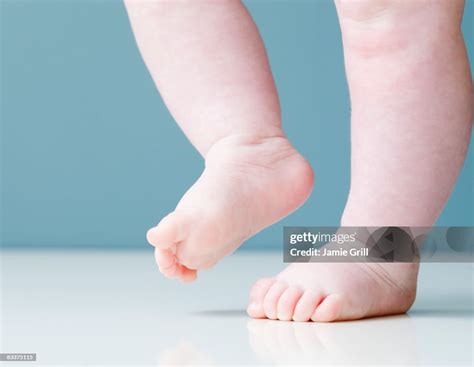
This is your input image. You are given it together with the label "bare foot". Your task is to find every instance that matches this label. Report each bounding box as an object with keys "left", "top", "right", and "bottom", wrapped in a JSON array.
[
  {"left": 147, "top": 134, "right": 313, "bottom": 282},
  {"left": 247, "top": 261, "right": 418, "bottom": 322}
]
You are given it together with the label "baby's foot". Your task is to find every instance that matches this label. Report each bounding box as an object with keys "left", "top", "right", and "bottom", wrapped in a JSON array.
[
  {"left": 247, "top": 261, "right": 418, "bottom": 322},
  {"left": 147, "top": 134, "right": 313, "bottom": 281}
]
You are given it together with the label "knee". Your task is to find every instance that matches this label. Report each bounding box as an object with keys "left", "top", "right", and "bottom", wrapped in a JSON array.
[
  {"left": 123, "top": 0, "right": 161, "bottom": 17},
  {"left": 335, "top": 0, "right": 465, "bottom": 57},
  {"left": 123, "top": 0, "right": 185, "bottom": 17},
  {"left": 335, "top": 0, "right": 463, "bottom": 23},
  {"left": 335, "top": 0, "right": 402, "bottom": 22}
]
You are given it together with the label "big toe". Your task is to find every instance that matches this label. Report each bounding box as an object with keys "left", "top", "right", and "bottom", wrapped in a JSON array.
[{"left": 247, "top": 278, "right": 276, "bottom": 318}]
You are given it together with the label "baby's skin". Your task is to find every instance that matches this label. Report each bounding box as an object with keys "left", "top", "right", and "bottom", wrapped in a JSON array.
[{"left": 124, "top": 0, "right": 473, "bottom": 321}]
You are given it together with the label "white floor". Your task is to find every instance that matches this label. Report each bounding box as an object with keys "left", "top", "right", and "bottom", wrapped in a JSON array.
[{"left": 1, "top": 249, "right": 473, "bottom": 366}]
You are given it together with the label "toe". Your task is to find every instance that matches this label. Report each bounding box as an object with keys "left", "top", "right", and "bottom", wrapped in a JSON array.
[
  {"left": 277, "top": 286, "right": 303, "bottom": 321},
  {"left": 247, "top": 278, "right": 276, "bottom": 318},
  {"left": 160, "top": 263, "right": 178, "bottom": 279},
  {"left": 263, "top": 282, "right": 288, "bottom": 320},
  {"left": 311, "top": 294, "right": 343, "bottom": 322},
  {"left": 293, "top": 290, "right": 324, "bottom": 322},
  {"left": 176, "top": 252, "right": 205, "bottom": 270},
  {"left": 146, "top": 227, "right": 159, "bottom": 247},
  {"left": 147, "top": 212, "right": 188, "bottom": 249},
  {"left": 175, "top": 264, "right": 198, "bottom": 283},
  {"left": 154, "top": 248, "right": 176, "bottom": 270},
  {"left": 155, "top": 249, "right": 180, "bottom": 279}
]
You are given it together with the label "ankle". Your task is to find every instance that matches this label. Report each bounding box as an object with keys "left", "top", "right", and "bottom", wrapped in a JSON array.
[
  {"left": 205, "top": 133, "right": 314, "bottom": 211},
  {"left": 204, "top": 131, "right": 286, "bottom": 161},
  {"left": 201, "top": 126, "right": 285, "bottom": 158}
]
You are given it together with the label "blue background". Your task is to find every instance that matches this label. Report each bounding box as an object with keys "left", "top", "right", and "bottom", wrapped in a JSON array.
[{"left": 1, "top": 0, "right": 473, "bottom": 249}]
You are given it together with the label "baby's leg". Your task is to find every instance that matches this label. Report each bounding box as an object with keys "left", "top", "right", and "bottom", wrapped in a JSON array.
[
  {"left": 248, "top": 0, "right": 473, "bottom": 321},
  {"left": 338, "top": 0, "right": 472, "bottom": 227},
  {"left": 124, "top": 0, "right": 313, "bottom": 281}
]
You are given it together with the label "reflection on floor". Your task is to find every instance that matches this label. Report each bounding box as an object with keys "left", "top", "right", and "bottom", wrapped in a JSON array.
[{"left": 1, "top": 250, "right": 473, "bottom": 366}]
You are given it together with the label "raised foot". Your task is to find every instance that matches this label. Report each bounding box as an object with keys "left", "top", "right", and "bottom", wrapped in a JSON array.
[
  {"left": 147, "top": 134, "right": 314, "bottom": 282},
  {"left": 247, "top": 262, "right": 418, "bottom": 322}
]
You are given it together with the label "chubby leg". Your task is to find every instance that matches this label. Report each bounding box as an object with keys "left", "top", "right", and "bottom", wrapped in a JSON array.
[
  {"left": 338, "top": 0, "right": 472, "bottom": 227},
  {"left": 124, "top": 0, "right": 313, "bottom": 281},
  {"left": 248, "top": 0, "right": 473, "bottom": 321}
]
